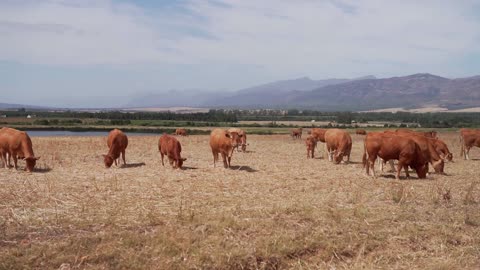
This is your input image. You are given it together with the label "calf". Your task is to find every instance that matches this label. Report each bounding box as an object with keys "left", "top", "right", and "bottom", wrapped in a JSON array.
[
  {"left": 103, "top": 129, "right": 128, "bottom": 168},
  {"left": 291, "top": 128, "right": 303, "bottom": 139},
  {"left": 305, "top": 135, "right": 317, "bottom": 158},
  {"left": 209, "top": 128, "right": 242, "bottom": 168},
  {"left": 0, "top": 127, "right": 39, "bottom": 172},
  {"left": 159, "top": 134, "right": 186, "bottom": 169}
]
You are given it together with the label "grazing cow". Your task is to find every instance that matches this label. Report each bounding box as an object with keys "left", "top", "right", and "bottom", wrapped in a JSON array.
[
  {"left": 228, "top": 128, "right": 248, "bottom": 152},
  {"left": 363, "top": 132, "right": 428, "bottom": 179},
  {"left": 175, "top": 128, "right": 187, "bottom": 136},
  {"left": 305, "top": 135, "right": 317, "bottom": 158},
  {"left": 0, "top": 127, "right": 39, "bottom": 172},
  {"left": 460, "top": 128, "right": 480, "bottom": 160},
  {"left": 158, "top": 134, "right": 186, "bottom": 169},
  {"left": 103, "top": 129, "right": 128, "bottom": 168},
  {"left": 393, "top": 130, "right": 444, "bottom": 173},
  {"left": 356, "top": 129, "right": 367, "bottom": 135},
  {"left": 209, "top": 129, "right": 242, "bottom": 168},
  {"left": 324, "top": 129, "right": 352, "bottom": 164},
  {"left": 291, "top": 128, "right": 303, "bottom": 139}
]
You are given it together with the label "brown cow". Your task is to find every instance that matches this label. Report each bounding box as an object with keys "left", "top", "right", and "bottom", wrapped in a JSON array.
[
  {"left": 433, "top": 138, "right": 453, "bottom": 162},
  {"left": 310, "top": 128, "right": 328, "bottom": 158},
  {"left": 396, "top": 128, "right": 438, "bottom": 139},
  {"left": 393, "top": 130, "right": 444, "bottom": 173},
  {"left": 291, "top": 128, "right": 303, "bottom": 139},
  {"left": 103, "top": 129, "right": 128, "bottom": 168},
  {"left": 305, "top": 135, "right": 317, "bottom": 158},
  {"left": 324, "top": 129, "right": 352, "bottom": 164},
  {"left": 175, "top": 128, "right": 187, "bottom": 136},
  {"left": 0, "top": 127, "right": 39, "bottom": 172},
  {"left": 159, "top": 134, "right": 186, "bottom": 169},
  {"left": 460, "top": 128, "right": 480, "bottom": 160},
  {"left": 356, "top": 129, "right": 367, "bottom": 135},
  {"left": 209, "top": 128, "right": 242, "bottom": 168},
  {"left": 228, "top": 128, "right": 248, "bottom": 152},
  {"left": 363, "top": 132, "right": 428, "bottom": 179}
]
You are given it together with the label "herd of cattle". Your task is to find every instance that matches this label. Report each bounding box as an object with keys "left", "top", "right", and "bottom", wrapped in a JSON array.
[{"left": 0, "top": 126, "right": 479, "bottom": 179}]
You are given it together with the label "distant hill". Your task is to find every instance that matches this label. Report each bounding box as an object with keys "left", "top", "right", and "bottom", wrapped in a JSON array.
[
  {"left": 0, "top": 103, "right": 52, "bottom": 110},
  {"left": 203, "top": 75, "right": 376, "bottom": 108},
  {"left": 203, "top": 73, "right": 480, "bottom": 111}
]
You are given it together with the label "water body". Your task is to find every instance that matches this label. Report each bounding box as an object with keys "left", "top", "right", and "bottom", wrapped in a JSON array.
[{"left": 26, "top": 130, "right": 160, "bottom": 137}]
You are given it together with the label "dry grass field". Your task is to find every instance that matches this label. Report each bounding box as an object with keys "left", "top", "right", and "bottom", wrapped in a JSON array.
[{"left": 1, "top": 132, "right": 479, "bottom": 269}]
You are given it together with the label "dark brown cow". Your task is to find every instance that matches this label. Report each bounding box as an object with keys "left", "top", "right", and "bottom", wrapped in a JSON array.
[
  {"left": 209, "top": 129, "right": 242, "bottom": 168},
  {"left": 393, "top": 130, "right": 444, "bottom": 173},
  {"left": 0, "top": 127, "right": 39, "bottom": 172},
  {"left": 159, "top": 134, "right": 186, "bottom": 169},
  {"left": 363, "top": 132, "right": 428, "bottom": 179},
  {"left": 291, "top": 128, "right": 303, "bottom": 139},
  {"left": 175, "top": 128, "right": 187, "bottom": 136},
  {"left": 228, "top": 128, "right": 248, "bottom": 152},
  {"left": 324, "top": 129, "right": 352, "bottom": 164},
  {"left": 103, "top": 129, "right": 128, "bottom": 168},
  {"left": 356, "top": 129, "right": 367, "bottom": 135},
  {"left": 305, "top": 135, "right": 317, "bottom": 158},
  {"left": 460, "top": 128, "right": 480, "bottom": 160}
]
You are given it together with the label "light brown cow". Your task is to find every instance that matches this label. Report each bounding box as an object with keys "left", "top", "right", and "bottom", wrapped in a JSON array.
[
  {"left": 175, "top": 128, "right": 187, "bottom": 136},
  {"left": 305, "top": 135, "right": 317, "bottom": 158},
  {"left": 159, "top": 134, "right": 186, "bottom": 169},
  {"left": 291, "top": 128, "right": 303, "bottom": 139},
  {"left": 460, "top": 128, "right": 480, "bottom": 160},
  {"left": 228, "top": 128, "right": 248, "bottom": 152},
  {"left": 393, "top": 130, "right": 444, "bottom": 173},
  {"left": 103, "top": 129, "right": 128, "bottom": 168},
  {"left": 209, "top": 129, "right": 242, "bottom": 168},
  {"left": 310, "top": 128, "right": 328, "bottom": 158},
  {"left": 433, "top": 138, "right": 453, "bottom": 162},
  {"left": 324, "top": 129, "right": 352, "bottom": 164},
  {"left": 356, "top": 129, "right": 367, "bottom": 135},
  {"left": 363, "top": 132, "right": 428, "bottom": 179},
  {"left": 0, "top": 127, "right": 39, "bottom": 172}
]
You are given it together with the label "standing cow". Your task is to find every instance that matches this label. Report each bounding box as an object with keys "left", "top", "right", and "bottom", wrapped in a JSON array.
[
  {"left": 324, "top": 129, "right": 352, "bottom": 164},
  {"left": 0, "top": 127, "right": 39, "bottom": 172},
  {"left": 291, "top": 128, "right": 303, "bottom": 139},
  {"left": 209, "top": 129, "right": 242, "bottom": 168},
  {"left": 228, "top": 128, "right": 248, "bottom": 152},
  {"left": 460, "top": 128, "right": 480, "bottom": 160},
  {"left": 103, "top": 129, "right": 128, "bottom": 168},
  {"left": 175, "top": 128, "right": 187, "bottom": 136},
  {"left": 159, "top": 134, "right": 186, "bottom": 169}
]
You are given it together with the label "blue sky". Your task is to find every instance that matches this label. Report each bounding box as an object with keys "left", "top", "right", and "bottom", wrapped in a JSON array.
[{"left": 1, "top": 0, "right": 480, "bottom": 107}]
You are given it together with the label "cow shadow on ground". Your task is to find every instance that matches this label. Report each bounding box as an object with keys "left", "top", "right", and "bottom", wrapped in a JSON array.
[
  {"left": 380, "top": 174, "right": 432, "bottom": 181},
  {"left": 346, "top": 161, "right": 361, "bottom": 164},
  {"left": 229, "top": 165, "right": 257, "bottom": 173},
  {"left": 470, "top": 158, "right": 480, "bottom": 161},
  {"left": 121, "top": 162, "right": 146, "bottom": 168},
  {"left": 34, "top": 167, "right": 53, "bottom": 173},
  {"left": 181, "top": 166, "right": 198, "bottom": 170}
]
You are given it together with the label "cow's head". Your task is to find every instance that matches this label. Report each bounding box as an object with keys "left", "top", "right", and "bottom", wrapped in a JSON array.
[
  {"left": 176, "top": 158, "right": 187, "bottom": 169},
  {"left": 415, "top": 162, "right": 428, "bottom": 179},
  {"left": 333, "top": 150, "right": 344, "bottom": 164},
  {"left": 103, "top": 154, "right": 114, "bottom": 168},
  {"left": 432, "top": 159, "right": 444, "bottom": 173},
  {"left": 24, "top": 156, "right": 39, "bottom": 172},
  {"left": 440, "top": 152, "right": 453, "bottom": 162},
  {"left": 227, "top": 131, "right": 242, "bottom": 148}
]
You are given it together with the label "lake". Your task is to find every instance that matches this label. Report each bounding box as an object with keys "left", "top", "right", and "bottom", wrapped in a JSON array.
[{"left": 25, "top": 130, "right": 161, "bottom": 137}]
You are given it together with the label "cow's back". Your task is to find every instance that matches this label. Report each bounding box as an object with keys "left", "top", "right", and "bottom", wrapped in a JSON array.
[{"left": 107, "top": 129, "right": 128, "bottom": 151}]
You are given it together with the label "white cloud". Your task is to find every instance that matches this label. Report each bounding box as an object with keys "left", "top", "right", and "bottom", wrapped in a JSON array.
[{"left": 0, "top": 0, "right": 479, "bottom": 78}]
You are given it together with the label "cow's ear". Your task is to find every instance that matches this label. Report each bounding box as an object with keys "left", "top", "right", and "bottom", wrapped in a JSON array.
[{"left": 225, "top": 133, "right": 231, "bottom": 138}]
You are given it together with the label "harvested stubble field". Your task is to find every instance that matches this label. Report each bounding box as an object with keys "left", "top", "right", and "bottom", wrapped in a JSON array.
[{"left": 0, "top": 132, "right": 479, "bottom": 269}]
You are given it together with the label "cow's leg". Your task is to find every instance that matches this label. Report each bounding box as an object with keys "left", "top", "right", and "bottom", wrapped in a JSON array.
[
  {"left": 221, "top": 153, "right": 228, "bottom": 168},
  {"left": 312, "top": 147, "right": 315, "bottom": 159},
  {"left": 121, "top": 150, "right": 126, "bottom": 165},
  {"left": 227, "top": 156, "right": 231, "bottom": 168},
  {"left": 466, "top": 146, "right": 471, "bottom": 160},
  {"left": 212, "top": 151, "right": 218, "bottom": 168},
  {"left": 12, "top": 154, "right": 18, "bottom": 170},
  {"left": 369, "top": 158, "right": 377, "bottom": 178},
  {"left": 168, "top": 157, "right": 174, "bottom": 168},
  {"left": 403, "top": 165, "right": 410, "bottom": 179},
  {"left": 395, "top": 161, "right": 404, "bottom": 180},
  {"left": 0, "top": 152, "right": 6, "bottom": 169},
  {"left": 160, "top": 152, "right": 165, "bottom": 166},
  {"left": 388, "top": 160, "right": 395, "bottom": 172}
]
